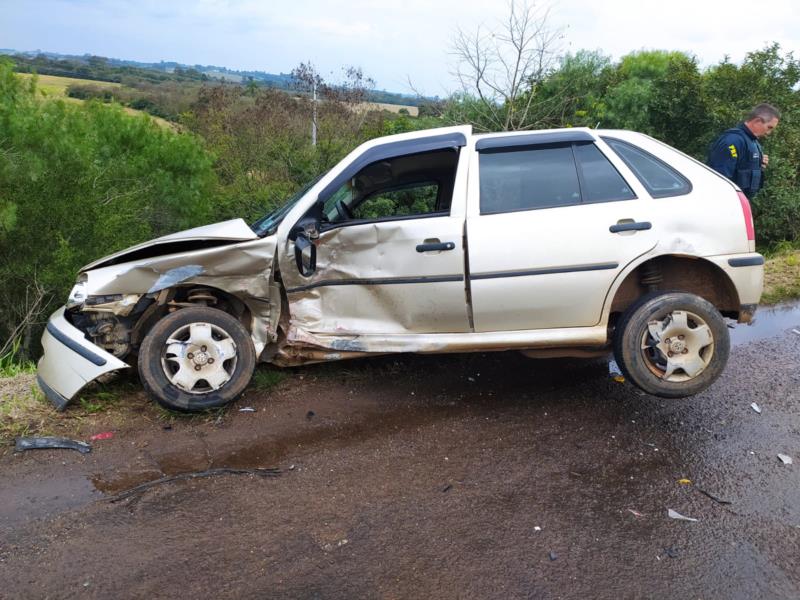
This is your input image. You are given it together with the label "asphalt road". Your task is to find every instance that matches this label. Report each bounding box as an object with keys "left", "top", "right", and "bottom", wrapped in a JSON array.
[{"left": 1, "top": 304, "right": 799, "bottom": 599}]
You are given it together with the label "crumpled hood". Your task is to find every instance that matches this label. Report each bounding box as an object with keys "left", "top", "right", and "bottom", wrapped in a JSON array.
[{"left": 82, "top": 218, "right": 259, "bottom": 271}]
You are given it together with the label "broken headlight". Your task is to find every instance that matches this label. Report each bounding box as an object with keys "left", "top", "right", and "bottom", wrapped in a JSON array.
[{"left": 66, "top": 274, "right": 88, "bottom": 309}]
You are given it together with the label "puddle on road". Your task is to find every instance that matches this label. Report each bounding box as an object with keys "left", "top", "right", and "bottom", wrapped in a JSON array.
[{"left": 730, "top": 301, "right": 800, "bottom": 346}]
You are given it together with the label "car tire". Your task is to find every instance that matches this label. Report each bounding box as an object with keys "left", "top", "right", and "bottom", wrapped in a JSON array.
[
  {"left": 613, "top": 292, "right": 730, "bottom": 398},
  {"left": 138, "top": 307, "right": 256, "bottom": 411}
]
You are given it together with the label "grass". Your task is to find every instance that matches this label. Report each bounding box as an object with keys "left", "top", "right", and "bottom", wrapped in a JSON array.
[
  {"left": 249, "top": 366, "right": 287, "bottom": 391},
  {"left": 762, "top": 246, "right": 800, "bottom": 304},
  {"left": 17, "top": 73, "right": 121, "bottom": 98},
  {"left": 16, "top": 72, "right": 176, "bottom": 129}
]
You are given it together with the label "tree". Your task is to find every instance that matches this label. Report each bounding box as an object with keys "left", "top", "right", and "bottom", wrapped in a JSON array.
[{"left": 450, "top": 0, "right": 564, "bottom": 131}]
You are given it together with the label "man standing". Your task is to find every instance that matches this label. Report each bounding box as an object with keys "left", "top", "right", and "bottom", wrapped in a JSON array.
[{"left": 707, "top": 104, "right": 780, "bottom": 199}]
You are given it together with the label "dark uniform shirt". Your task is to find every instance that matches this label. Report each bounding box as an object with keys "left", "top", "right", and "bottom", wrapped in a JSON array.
[{"left": 707, "top": 123, "right": 764, "bottom": 199}]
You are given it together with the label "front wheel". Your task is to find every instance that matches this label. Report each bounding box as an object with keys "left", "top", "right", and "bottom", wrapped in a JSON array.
[
  {"left": 138, "top": 307, "right": 256, "bottom": 411},
  {"left": 613, "top": 292, "right": 730, "bottom": 398}
]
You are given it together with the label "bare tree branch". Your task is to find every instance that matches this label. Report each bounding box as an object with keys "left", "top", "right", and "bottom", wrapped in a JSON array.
[{"left": 450, "top": 0, "right": 564, "bottom": 131}]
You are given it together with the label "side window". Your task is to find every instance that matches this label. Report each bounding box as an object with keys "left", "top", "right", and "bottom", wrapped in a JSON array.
[
  {"left": 353, "top": 183, "right": 439, "bottom": 220},
  {"left": 602, "top": 137, "right": 691, "bottom": 198},
  {"left": 479, "top": 145, "right": 581, "bottom": 214},
  {"left": 573, "top": 143, "right": 636, "bottom": 202},
  {"left": 322, "top": 149, "right": 458, "bottom": 225}
]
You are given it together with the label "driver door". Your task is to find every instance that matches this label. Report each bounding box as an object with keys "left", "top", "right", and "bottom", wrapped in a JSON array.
[{"left": 280, "top": 145, "right": 471, "bottom": 335}]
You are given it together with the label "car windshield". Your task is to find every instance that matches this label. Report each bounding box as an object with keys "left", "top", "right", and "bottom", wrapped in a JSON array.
[{"left": 250, "top": 172, "right": 327, "bottom": 237}]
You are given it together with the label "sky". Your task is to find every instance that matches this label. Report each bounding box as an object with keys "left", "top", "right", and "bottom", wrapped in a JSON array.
[{"left": 1, "top": 0, "right": 798, "bottom": 96}]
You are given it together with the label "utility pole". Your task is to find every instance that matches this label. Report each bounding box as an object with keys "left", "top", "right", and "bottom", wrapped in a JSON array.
[{"left": 311, "top": 79, "right": 317, "bottom": 147}]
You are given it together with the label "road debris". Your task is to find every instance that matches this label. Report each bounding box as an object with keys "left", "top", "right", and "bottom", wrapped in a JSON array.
[
  {"left": 106, "top": 467, "right": 282, "bottom": 502},
  {"left": 696, "top": 488, "right": 732, "bottom": 505},
  {"left": 627, "top": 509, "right": 644, "bottom": 518},
  {"left": 608, "top": 360, "right": 625, "bottom": 383},
  {"left": 14, "top": 436, "right": 91, "bottom": 454},
  {"left": 239, "top": 407, "right": 256, "bottom": 412},
  {"left": 548, "top": 551, "right": 558, "bottom": 561},
  {"left": 667, "top": 509, "right": 698, "bottom": 522},
  {"left": 777, "top": 454, "right": 793, "bottom": 465},
  {"left": 306, "top": 410, "right": 315, "bottom": 420},
  {"left": 534, "top": 526, "right": 542, "bottom": 531},
  {"left": 750, "top": 402, "right": 762, "bottom": 414},
  {"left": 442, "top": 484, "right": 452, "bottom": 493},
  {"left": 677, "top": 478, "right": 692, "bottom": 485},
  {"left": 89, "top": 432, "right": 114, "bottom": 441}
]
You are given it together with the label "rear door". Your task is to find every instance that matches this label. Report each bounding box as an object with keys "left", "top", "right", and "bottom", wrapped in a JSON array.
[{"left": 466, "top": 131, "right": 657, "bottom": 332}]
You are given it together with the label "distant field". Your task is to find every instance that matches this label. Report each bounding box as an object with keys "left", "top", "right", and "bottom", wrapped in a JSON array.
[
  {"left": 362, "top": 102, "right": 419, "bottom": 116},
  {"left": 17, "top": 73, "right": 121, "bottom": 97},
  {"left": 15, "top": 73, "right": 174, "bottom": 129}
]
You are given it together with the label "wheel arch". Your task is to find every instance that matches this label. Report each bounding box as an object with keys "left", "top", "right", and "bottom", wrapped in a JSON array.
[{"left": 603, "top": 254, "right": 741, "bottom": 327}]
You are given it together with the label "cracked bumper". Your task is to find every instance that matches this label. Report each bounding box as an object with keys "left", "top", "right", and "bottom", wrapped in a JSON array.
[{"left": 37, "top": 306, "right": 129, "bottom": 410}]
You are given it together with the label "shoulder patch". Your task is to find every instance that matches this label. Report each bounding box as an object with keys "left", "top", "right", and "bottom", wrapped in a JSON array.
[{"left": 728, "top": 144, "right": 738, "bottom": 158}]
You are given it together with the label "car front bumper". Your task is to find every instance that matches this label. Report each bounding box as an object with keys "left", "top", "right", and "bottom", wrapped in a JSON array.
[{"left": 37, "top": 306, "right": 129, "bottom": 410}]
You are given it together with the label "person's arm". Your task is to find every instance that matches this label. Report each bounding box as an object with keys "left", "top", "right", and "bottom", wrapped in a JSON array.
[{"left": 707, "top": 133, "right": 742, "bottom": 180}]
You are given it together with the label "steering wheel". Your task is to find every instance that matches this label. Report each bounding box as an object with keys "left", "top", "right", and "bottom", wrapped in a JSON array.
[{"left": 335, "top": 199, "right": 354, "bottom": 221}]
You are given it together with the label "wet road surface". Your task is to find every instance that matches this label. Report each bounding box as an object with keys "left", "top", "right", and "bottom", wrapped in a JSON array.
[{"left": 1, "top": 307, "right": 799, "bottom": 599}]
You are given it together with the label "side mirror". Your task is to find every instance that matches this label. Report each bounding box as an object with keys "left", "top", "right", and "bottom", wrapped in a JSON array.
[{"left": 294, "top": 233, "right": 317, "bottom": 277}]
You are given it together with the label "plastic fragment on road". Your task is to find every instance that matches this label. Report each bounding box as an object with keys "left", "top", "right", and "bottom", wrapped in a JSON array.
[
  {"left": 89, "top": 431, "right": 114, "bottom": 441},
  {"left": 667, "top": 509, "right": 698, "bottom": 522},
  {"left": 534, "top": 526, "right": 542, "bottom": 531},
  {"left": 548, "top": 551, "right": 558, "bottom": 561},
  {"left": 239, "top": 407, "right": 256, "bottom": 412},
  {"left": 608, "top": 360, "right": 625, "bottom": 382},
  {"left": 627, "top": 509, "right": 644, "bottom": 518},
  {"left": 677, "top": 478, "right": 692, "bottom": 485},
  {"left": 14, "top": 436, "right": 91, "bottom": 454},
  {"left": 750, "top": 402, "right": 762, "bottom": 414},
  {"left": 778, "top": 454, "right": 793, "bottom": 465}
]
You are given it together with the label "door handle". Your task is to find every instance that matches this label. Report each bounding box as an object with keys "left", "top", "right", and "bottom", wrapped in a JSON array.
[
  {"left": 609, "top": 221, "right": 652, "bottom": 233},
  {"left": 416, "top": 241, "right": 456, "bottom": 252}
]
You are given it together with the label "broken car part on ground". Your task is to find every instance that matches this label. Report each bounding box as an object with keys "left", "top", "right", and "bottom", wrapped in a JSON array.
[{"left": 38, "top": 126, "right": 764, "bottom": 411}]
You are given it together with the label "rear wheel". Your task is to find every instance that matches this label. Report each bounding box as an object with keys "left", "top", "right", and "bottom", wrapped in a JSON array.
[
  {"left": 613, "top": 292, "right": 729, "bottom": 398},
  {"left": 138, "top": 307, "right": 256, "bottom": 411}
]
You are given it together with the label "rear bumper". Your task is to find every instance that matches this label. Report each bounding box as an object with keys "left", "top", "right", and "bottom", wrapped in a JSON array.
[
  {"left": 37, "top": 306, "right": 129, "bottom": 410},
  {"left": 706, "top": 252, "right": 764, "bottom": 308}
]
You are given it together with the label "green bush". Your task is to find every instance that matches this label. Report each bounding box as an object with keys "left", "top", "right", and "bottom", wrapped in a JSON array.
[{"left": 0, "top": 61, "right": 219, "bottom": 359}]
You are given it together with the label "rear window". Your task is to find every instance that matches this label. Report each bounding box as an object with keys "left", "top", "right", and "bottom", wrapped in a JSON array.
[
  {"left": 479, "top": 145, "right": 581, "bottom": 213},
  {"left": 602, "top": 137, "right": 691, "bottom": 198},
  {"left": 573, "top": 143, "right": 636, "bottom": 202}
]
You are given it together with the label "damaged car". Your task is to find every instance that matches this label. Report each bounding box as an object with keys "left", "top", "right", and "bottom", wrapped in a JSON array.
[{"left": 38, "top": 125, "right": 764, "bottom": 411}]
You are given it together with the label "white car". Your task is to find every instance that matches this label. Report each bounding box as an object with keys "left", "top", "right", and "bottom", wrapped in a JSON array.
[{"left": 37, "top": 126, "right": 764, "bottom": 411}]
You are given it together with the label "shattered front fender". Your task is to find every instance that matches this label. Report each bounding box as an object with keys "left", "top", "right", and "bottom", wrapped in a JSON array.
[
  {"left": 37, "top": 307, "right": 130, "bottom": 410},
  {"left": 83, "top": 236, "right": 279, "bottom": 356}
]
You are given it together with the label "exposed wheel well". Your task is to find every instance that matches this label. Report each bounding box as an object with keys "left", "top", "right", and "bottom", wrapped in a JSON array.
[
  {"left": 609, "top": 256, "right": 740, "bottom": 324},
  {"left": 131, "top": 286, "right": 252, "bottom": 349}
]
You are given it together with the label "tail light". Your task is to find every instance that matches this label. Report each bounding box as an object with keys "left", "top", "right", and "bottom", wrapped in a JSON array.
[{"left": 737, "top": 191, "right": 755, "bottom": 242}]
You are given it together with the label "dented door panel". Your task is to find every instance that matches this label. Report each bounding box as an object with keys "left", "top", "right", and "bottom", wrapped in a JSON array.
[{"left": 285, "top": 216, "right": 470, "bottom": 334}]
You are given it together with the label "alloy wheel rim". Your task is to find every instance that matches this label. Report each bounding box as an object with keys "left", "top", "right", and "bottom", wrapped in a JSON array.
[
  {"left": 639, "top": 310, "right": 714, "bottom": 382},
  {"left": 160, "top": 322, "right": 238, "bottom": 394}
]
